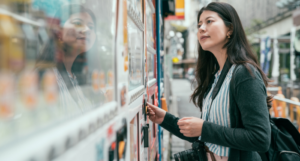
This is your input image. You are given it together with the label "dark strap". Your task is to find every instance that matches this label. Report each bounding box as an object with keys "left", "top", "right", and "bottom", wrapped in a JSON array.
[
  {"left": 206, "top": 58, "right": 233, "bottom": 118},
  {"left": 196, "top": 59, "right": 233, "bottom": 161}
]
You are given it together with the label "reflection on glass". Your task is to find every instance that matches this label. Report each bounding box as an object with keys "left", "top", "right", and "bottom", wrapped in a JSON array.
[
  {"left": 128, "top": 17, "right": 143, "bottom": 91},
  {"left": 146, "top": 2, "right": 154, "bottom": 47},
  {"left": 0, "top": 0, "right": 116, "bottom": 146},
  {"left": 36, "top": 4, "right": 97, "bottom": 113},
  {"left": 147, "top": 53, "right": 154, "bottom": 80},
  {"left": 127, "top": 0, "right": 143, "bottom": 22}
]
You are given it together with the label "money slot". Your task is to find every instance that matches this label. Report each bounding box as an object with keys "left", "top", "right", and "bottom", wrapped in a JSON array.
[
  {"left": 143, "top": 96, "right": 147, "bottom": 121},
  {"left": 151, "top": 94, "right": 156, "bottom": 138},
  {"left": 143, "top": 124, "right": 149, "bottom": 148}
]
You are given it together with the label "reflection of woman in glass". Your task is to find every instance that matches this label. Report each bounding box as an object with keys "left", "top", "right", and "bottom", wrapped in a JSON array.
[{"left": 37, "top": 4, "right": 97, "bottom": 112}]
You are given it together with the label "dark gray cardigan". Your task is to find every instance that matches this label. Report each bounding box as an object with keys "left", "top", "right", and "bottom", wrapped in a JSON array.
[{"left": 160, "top": 64, "right": 271, "bottom": 161}]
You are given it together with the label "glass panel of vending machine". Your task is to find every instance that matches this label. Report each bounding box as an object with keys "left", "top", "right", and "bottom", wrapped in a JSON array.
[
  {"left": 127, "top": 16, "right": 144, "bottom": 91},
  {"left": 0, "top": 0, "right": 118, "bottom": 160},
  {"left": 146, "top": 0, "right": 155, "bottom": 81}
]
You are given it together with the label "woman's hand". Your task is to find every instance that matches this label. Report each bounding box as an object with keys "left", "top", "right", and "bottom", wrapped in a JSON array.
[
  {"left": 177, "top": 117, "right": 204, "bottom": 137},
  {"left": 146, "top": 102, "right": 166, "bottom": 124}
]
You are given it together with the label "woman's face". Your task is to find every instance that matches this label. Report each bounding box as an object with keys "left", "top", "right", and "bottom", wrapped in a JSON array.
[
  {"left": 61, "top": 12, "right": 96, "bottom": 53},
  {"left": 197, "top": 10, "right": 230, "bottom": 51}
]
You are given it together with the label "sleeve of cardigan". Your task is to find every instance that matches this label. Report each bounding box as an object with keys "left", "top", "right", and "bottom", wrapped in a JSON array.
[
  {"left": 200, "top": 73, "right": 271, "bottom": 152},
  {"left": 160, "top": 112, "right": 198, "bottom": 143}
]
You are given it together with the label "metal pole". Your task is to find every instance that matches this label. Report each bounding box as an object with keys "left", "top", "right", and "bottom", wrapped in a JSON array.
[
  {"left": 290, "top": 27, "right": 296, "bottom": 97},
  {"left": 155, "top": 0, "right": 162, "bottom": 160}
]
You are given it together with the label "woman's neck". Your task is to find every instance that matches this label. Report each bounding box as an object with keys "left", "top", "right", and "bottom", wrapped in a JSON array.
[
  {"left": 210, "top": 47, "right": 228, "bottom": 72},
  {"left": 60, "top": 44, "right": 81, "bottom": 78},
  {"left": 63, "top": 54, "right": 78, "bottom": 78}
]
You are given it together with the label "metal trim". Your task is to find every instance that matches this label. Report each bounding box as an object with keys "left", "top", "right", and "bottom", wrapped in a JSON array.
[
  {"left": 147, "top": 0, "right": 155, "bottom": 14},
  {"left": 128, "top": 85, "right": 145, "bottom": 104},
  {"left": 147, "top": 78, "right": 157, "bottom": 87},
  {"left": 147, "top": 44, "right": 156, "bottom": 54},
  {"left": 127, "top": 5, "right": 144, "bottom": 32}
]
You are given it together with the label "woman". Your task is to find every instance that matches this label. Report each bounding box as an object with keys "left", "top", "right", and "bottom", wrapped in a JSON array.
[
  {"left": 36, "top": 4, "right": 98, "bottom": 113},
  {"left": 147, "top": 2, "right": 272, "bottom": 161}
]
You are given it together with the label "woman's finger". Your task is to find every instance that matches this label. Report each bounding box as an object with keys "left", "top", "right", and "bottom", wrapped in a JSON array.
[
  {"left": 178, "top": 125, "right": 188, "bottom": 130},
  {"left": 147, "top": 102, "right": 158, "bottom": 109},
  {"left": 147, "top": 109, "right": 154, "bottom": 114},
  {"left": 179, "top": 117, "right": 190, "bottom": 121},
  {"left": 177, "top": 120, "right": 187, "bottom": 126}
]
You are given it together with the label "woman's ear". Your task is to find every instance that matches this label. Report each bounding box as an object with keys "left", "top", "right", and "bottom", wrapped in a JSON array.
[
  {"left": 228, "top": 24, "right": 233, "bottom": 36},
  {"left": 53, "top": 28, "right": 63, "bottom": 42}
]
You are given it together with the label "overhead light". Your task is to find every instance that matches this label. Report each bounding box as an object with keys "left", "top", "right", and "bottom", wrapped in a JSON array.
[
  {"left": 176, "top": 32, "right": 182, "bottom": 38},
  {"left": 179, "top": 38, "right": 184, "bottom": 44},
  {"left": 169, "top": 30, "right": 175, "bottom": 37}
]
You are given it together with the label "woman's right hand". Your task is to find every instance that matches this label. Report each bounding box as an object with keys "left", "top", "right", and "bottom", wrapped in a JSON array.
[{"left": 146, "top": 102, "right": 166, "bottom": 124}]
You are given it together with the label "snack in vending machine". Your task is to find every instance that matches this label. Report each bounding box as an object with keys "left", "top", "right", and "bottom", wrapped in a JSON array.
[
  {"left": 0, "top": 73, "right": 15, "bottom": 144},
  {"left": 0, "top": 13, "right": 25, "bottom": 72},
  {"left": 20, "top": 71, "right": 39, "bottom": 109},
  {"left": 108, "top": 70, "right": 114, "bottom": 87},
  {"left": 43, "top": 70, "right": 58, "bottom": 104},
  {"left": 15, "top": 70, "right": 39, "bottom": 134},
  {"left": 99, "top": 71, "right": 105, "bottom": 89},
  {"left": 120, "top": 85, "right": 127, "bottom": 107},
  {"left": 92, "top": 69, "right": 99, "bottom": 92},
  {"left": 0, "top": 73, "right": 14, "bottom": 118}
]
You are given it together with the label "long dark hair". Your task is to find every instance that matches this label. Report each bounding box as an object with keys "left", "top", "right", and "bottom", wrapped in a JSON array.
[{"left": 191, "top": 2, "right": 272, "bottom": 111}]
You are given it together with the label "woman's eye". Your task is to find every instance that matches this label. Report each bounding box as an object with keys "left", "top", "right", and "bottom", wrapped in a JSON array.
[
  {"left": 73, "top": 21, "right": 82, "bottom": 26},
  {"left": 89, "top": 26, "right": 94, "bottom": 30},
  {"left": 207, "top": 20, "right": 212, "bottom": 24},
  {"left": 197, "top": 24, "right": 201, "bottom": 28}
]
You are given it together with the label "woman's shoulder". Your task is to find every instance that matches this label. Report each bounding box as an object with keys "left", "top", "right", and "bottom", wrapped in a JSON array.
[{"left": 233, "top": 63, "right": 263, "bottom": 84}]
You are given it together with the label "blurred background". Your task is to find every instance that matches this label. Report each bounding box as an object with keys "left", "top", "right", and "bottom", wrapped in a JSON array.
[{"left": 163, "top": 0, "right": 300, "bottom": 98}]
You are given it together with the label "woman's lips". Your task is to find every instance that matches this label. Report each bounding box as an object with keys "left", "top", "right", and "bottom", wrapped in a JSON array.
[
  {"left": 200, "top": 36, "right": 210, "bottom": 40},
  {"left": 77, "top": 37, "right": 89, "bottom": 44}
]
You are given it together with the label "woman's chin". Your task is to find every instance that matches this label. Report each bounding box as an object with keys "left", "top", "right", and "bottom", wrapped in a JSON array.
[
  {"left": 201, "top": 46, "right": 209, "bottom": 51},
  {"left": 200, "top": 45, "right": 212, "bottom": 52}
]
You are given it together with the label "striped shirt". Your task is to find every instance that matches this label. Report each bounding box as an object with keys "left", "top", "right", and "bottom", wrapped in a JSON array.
[
  {"left": 199, "top": 64, "right": 236, "bottom": 157},
  {"left": 53, "top": 68, "right": 91, "bottom": 114}
]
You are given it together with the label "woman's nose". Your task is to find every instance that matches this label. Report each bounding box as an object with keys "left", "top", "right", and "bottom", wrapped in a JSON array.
[
  {"left": 198, "top": 24, "right": 206, "bottom": 33},
  {"left": 81, "top": 25, "right": 91, "bottom": 34}
]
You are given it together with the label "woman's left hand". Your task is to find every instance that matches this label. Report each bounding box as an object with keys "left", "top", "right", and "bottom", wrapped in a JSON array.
[{"left": 177, "top": 117, "right": 204, "bottom": 137}]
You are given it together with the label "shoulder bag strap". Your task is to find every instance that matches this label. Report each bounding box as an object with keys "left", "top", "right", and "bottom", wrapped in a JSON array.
[{"left": 206, "top": 58, "right": 233, "bottom": 118}]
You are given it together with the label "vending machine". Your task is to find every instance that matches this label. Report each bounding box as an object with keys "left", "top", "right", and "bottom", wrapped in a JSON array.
[{"left": 0, "top": 0, "right": 160, "bottom": 161}]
